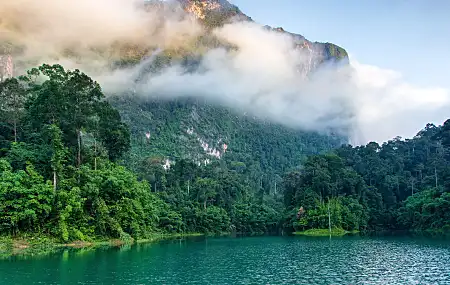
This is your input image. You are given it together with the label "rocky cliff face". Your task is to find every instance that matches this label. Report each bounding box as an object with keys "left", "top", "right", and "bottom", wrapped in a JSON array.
[
  {"left": 0, "top": 54, "right": 13, "bottom": 82},
  {"left": 0, "top": 44, "right": 13, "bottom": 82},
  {"left": 178, "top": 0, "right": 247, "bottom": 19},
  {"left": 177, "top": 0, "right": 348, "bottom": 76},
  {"left": 264, "top": 26, "right": 348, "bottom": 77},
  {"left": 124, "top": 0, "right": 351, "bottom": 168},
  {"left": 0, "top": 0, "right": 350, "bottom": 171}
]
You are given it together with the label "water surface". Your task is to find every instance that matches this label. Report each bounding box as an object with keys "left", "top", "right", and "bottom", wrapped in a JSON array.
[{"left": 1, "top": 235, "right": 450, "bottom": 284}]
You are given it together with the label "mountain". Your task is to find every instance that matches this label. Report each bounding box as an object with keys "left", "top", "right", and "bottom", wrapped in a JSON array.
[
  {"left": 0, "top": 0, "right": 364, "bottom": 240},
  {"left": 111, "top": 96, "right": 345, "bottom": 182},
  {"left": 112, "top": 0, "right": 350, "bottom": 183},
  {"left": 0, "top": 0, "right": 350, "bottom": 181},
  {"left": 3, "top": 1, "right": 450, "bottom": 241},
  {"left": 136, "top": 0, "right": 347, "bottom": 76},
  {"left": 178, "top": 0, "right": 348, "bottom": 74},
  {"left": 179, "top": 0, "right": 247, "bottom": 19}
]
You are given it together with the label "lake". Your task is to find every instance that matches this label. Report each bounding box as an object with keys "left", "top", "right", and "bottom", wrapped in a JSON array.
[{"left": 1, "top": 235, "right": 450, "bottom": 284}]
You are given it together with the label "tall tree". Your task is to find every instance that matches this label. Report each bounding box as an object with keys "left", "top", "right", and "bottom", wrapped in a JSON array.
[
  {"left": 0, "top": 78, "right": 27, "bottom": 142},
  {"left": 25, "top": 64, "right": 103, "bottom": 166},
  {"left": 43, "top": 124, "right": 67, "bottom": 191},
  {"left": 97, "top": 102, "right": 131, "bottom": 161}
]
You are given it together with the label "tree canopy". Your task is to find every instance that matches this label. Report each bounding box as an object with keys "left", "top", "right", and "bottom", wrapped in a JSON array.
[{"left": 1, "top": 64, "right": 449, "bottom": 243}]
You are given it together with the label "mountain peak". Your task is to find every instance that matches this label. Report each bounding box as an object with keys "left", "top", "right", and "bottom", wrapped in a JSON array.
[
  {"left": 178, "top": 0, "right": 234, "bottom": 11},
  {"left": 177, "top": 0, "right": 250, "bottom": 21},
  {"left": 176, "top": 1, "right": 348, "bottom": 64}
]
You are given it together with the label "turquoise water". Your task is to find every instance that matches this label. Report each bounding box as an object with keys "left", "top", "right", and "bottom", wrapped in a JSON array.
[{"left": 1, "top": 235, "right": 450, "bottom": 284}]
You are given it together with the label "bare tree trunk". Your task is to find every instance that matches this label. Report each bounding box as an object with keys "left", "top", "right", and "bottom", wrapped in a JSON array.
[
  {"left": 435, "top": 166, "right": 438, "bottom": 188},
  {"left": 396, "top": 177, "right": 400, "bottom": 195},
  {"left": 13, "top": 119, "right": 17, "bottom": 143},
  {"left": 328, "top": 201, "right": 331, "bottom": 237},
  {"left": 77, "top": 129, "right": 81, "bottom": 167},
  {"left": 94, "top": 138, "right": 97, "bottom": 171},
  {"left": 204, "top": 200, "right": 207, "bottom": 210},
  {"left": 53, "top": 171, "right": 57, "bottom": 192}
]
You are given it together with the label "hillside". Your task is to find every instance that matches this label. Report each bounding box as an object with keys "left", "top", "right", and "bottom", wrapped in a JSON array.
[
  {"left": 112, "top": 0, "right": 350, "bottom": 177},
  {"left": 108, "top": 0, "right": 352, "bottom": 233},
  {"left": 110, "top": 96, "right": 345, "bottom": 189},
  {"left": 0, "top": 0, "right": 358, "bottom": 242},
  {"left": 1, "top": 0, "right": 449, "bottom": 247}
]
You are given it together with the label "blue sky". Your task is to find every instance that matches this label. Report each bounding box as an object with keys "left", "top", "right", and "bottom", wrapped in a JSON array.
[
  {"left": 231, "top": 0, "right": 450, "bottom": 143},
  {"left": 3, "top": 0, "right": 446, "bottom": 143},
  {"left": 232, "top": 0, "right": 450, "bottom": 89}
]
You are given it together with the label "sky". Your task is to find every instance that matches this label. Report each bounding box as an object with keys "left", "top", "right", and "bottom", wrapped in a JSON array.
[
  {"left": 2, "top": 0, "right": 449, "bottom": 144},
  {"left": 231, "top": 0, "right": 450, "bottom": 144},
  {"left": 231, "top": 0, "right": 450, "bottom": 88}
]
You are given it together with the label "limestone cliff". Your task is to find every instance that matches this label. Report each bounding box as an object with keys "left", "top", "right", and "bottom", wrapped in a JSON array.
[
  {"left": 178, "top": 0, "right": 348, "bottom": 75},
  {"left": 0, "top": 45, "right": 14, "bottom": 81}
]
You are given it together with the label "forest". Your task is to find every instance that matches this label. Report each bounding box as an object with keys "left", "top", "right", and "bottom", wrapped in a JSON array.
[{"left": 0, "top": 64, "right": 449, "bottom": 244}]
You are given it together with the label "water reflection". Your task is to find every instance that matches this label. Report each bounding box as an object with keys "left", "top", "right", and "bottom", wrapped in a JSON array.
[{"left": 1, "top": 235, "right": 450, "bottom": 284}]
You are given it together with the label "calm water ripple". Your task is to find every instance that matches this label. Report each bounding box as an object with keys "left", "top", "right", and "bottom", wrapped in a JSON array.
[{"left": 1, "top": 236, "right": 450, "bottom": 284}]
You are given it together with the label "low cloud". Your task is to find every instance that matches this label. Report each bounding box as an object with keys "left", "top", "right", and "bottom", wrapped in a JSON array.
[
  {"left": 0, "top": 0, "right": 201, "bottom": 67},
  {"left": 97, "top": 21, "right": 357, "bottom": 136},
  {"left": 350, "top": 58, "right": 450, "bottom": 144},
  {"left": 1, "top": 0, "right": 446, "bottom": 146}
]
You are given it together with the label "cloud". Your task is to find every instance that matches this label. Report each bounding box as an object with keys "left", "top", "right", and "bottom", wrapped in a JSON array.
[
  {"left": 99, "top": 21, "right": 356, "bottom": 136},
  {"left": 350, "top": 57, "right": 450, "bottom": 145},
  {"left": 0, "top": 1, "right": 357, "bottom": 137},
  {"left": 0, "top": 0, "right": 201, "bottom": 69},
  {"left": 2, "top": 0, "right": 447, "bottom": 147}
]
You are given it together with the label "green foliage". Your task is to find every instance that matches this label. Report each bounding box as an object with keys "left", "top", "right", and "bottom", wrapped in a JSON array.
[
  {"left": 0, "top": 160, "right": 53, "bottom": 235},
  {"left": 0, "top": 65, "right": 163, "bottom": 242},
  {"left": 106, "top": 94, "right": 344, "bottom": 235},
  {"left": 96, "top": 102, "right": 131, "bottom": 162},
  {"left": 3, "top": 61, "right": 450, "bottom": 246},
  {"left": 0, "top": 78, "right": 27, "bottom": 143},
  {"left": 53, "top": 162, "right": 173, "bottom": 240},
  {"left": 231, "top": 203, "right": 279, "bottom": 234},
  {"left": 195, "top": 206, "right": 231, "bottom": 234},
  {"left": 397, "top": 189, "right": 450, "bottom": 232},
  {"left": 109, "top": 96, "right": 344, "bottom": 192},
  {"left": 21, "top": 64, "right": 130, "bottom": 165},
  {"left": 290, "top": 197, "right": 367, "bottom": 232},
  {"left": 294, "top": 228, "right": 351, "bottom": 237},
  {"left": 325, "top": 43, "right": 348, "bottom": 61},
  {"left": 284, "top": 121, "right": 450, "bottom": 234}
]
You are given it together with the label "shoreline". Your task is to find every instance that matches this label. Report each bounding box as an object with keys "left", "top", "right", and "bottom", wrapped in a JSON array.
[
  {"left": 2, "top": 229, "right": 449, "bottom": 259},
  {"left": 0, "top": 233, "right": 205, "bottom": 259},
  {"left": 293, "top": 228, "right": 450, "bottom": 237},
  {"left": 293, "top": 228, "right": 359, "bottom": 237}
]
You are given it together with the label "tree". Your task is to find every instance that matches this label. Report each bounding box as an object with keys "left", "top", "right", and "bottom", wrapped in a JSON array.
[
  {"left": 97, "top": 102, "right": 131, "bottom": 161},
  {"left": 194, "top": 178, "right": 218, "bottom": 209},
  {"left": 0, "top": 160, "right": 53, "bottom": 235},
  {"left": 0, "top": 78, "right": 27, "bottom": 142},
  {"left": 43, "top": 124, "right": 68, "bottom": 191},
  {"left": 23, "top": 64, "right": 130, "bottom": 166},
  {"left": 25, "top": 64, "right": 103, "bottom": 167}
]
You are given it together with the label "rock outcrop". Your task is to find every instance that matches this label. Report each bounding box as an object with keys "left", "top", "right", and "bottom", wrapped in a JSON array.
[{"left": 177, "top": 0, "right": 348, "bottom": 75}]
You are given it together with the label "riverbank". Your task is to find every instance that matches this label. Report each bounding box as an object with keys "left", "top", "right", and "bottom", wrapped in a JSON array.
[
  {"left": 293, "top": 228, "right": 359, "bottom": 237},
  {"left": 3, "top": 228, "right": 448, "bottom": 259},
  {"left": 2, "top": 235, "right": 449, "bottom": 284},
  {"left": 0, "top": 233, "right": 204, "bottom": 259},
  {"left": 293, "top": 228, "right": 450, "bottom": 238}
]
